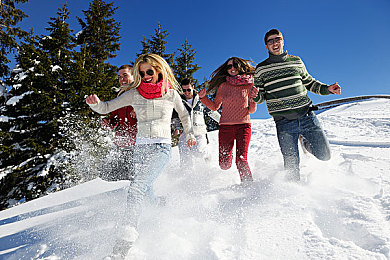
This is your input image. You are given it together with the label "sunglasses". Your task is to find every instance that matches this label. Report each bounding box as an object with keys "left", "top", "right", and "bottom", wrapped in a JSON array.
[
  {"left": 266, "top": 36, "right": 282, "bottom": 45},
  {"left": 139, "top": 69, "right": 154, "bottom": 78},
  {"left": 226, "top": 62, "right": 238, "bottom": 70},
  {"left": 182, "top": 89, "right": 192, "bottom": 92}
]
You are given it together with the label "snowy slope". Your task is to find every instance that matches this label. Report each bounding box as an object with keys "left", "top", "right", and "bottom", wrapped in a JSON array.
[{"left": 0, "top": 98, "right": 389, "bottom": 260}]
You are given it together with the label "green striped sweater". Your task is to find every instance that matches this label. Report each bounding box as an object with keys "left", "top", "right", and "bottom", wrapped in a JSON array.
[{"left": 253, "top": 52, "right": 331, "bottom": 120}]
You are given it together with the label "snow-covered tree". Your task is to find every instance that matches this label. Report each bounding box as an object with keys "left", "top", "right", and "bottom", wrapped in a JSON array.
[
  {"left": 0, "top": 0, "right": 30, "bottom": 104},
  {"left": 0, "top": 4, "right": 78, "bottom": 209}
]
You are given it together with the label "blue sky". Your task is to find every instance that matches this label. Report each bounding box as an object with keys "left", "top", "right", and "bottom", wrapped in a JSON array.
[{"left": 17, "top": 0, "right": 390, "bottom": 119}]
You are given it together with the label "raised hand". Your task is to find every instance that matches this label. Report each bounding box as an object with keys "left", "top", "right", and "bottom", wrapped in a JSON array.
[
  {"left": 85, "top": 94, "right": 100, "bottom": 105},
  {"left": 198, "top": 88, "right": 207, "bottom": 98},
  {"left": 328, "top": 83, "right": 341, "bottom": 95}
]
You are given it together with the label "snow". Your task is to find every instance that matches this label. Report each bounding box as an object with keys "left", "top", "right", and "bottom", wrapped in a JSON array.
[
  {"left": 51, "top": 65, "right": 62, "bottom": 72},
  {"left": 0, "top": 98, "right": 389, "bottom": 259},
  {"left": 5, "top": 91, "right": 33, "bottom": 106}
]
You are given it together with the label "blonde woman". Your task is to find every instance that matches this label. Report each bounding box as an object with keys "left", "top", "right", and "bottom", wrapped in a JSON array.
[{"left": 86, "top": 54, "right": 196, "bottom": 259}]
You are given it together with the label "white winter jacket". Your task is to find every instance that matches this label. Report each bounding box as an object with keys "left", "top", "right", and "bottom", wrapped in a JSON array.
[
  {"left": 173, "top": 93, "right": 220, "bottom": 136},
  {"left": 89, "top": 88, "right": 195, "bottom": 142}
]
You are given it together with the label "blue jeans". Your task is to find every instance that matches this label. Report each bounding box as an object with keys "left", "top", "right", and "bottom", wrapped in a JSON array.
[
  {"left": 275, "top": 111, "right": 331, "bottom": 180},
  {"left": 125, "top": 143, "right": 171, "bottom": 227}
]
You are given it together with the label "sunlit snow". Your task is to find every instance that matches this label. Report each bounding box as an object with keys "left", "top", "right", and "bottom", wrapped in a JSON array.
[{"left": 0, "top": 98, "right": 389, "bottom": 259}]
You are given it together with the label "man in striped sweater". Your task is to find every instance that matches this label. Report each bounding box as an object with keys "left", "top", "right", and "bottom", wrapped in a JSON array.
[{"left": 251, "top": 29, "right": 341, "bottom": 181}]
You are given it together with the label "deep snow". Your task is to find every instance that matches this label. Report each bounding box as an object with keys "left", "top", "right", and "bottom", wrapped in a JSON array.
[{"left": 0, "top": 98, "right": 389, "bottom": 260}]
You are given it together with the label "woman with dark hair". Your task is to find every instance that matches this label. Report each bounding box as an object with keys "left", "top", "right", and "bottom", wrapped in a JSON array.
[{"left": 198, "top": 57, "right": 257, "bottom": 183}]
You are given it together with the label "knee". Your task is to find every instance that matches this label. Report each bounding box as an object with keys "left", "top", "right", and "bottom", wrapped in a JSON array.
[
  {"left": 220, "top": 162, "right": 232, "bottom": 170},
  {"left": 320, "top": 152, "right": 331, "bottom": 161},
  {"left": 315, "top": 148, "right": 331, "bottom": 161}
]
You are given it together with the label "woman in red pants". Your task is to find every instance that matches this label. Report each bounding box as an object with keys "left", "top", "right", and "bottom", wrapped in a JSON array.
[{"left": 199, "top": 57, "right": 256, "bottom": 183}]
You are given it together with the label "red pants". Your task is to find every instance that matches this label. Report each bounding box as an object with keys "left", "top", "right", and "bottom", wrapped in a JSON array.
[{"left": 219, "top": 123, "right": 252, "bottom": 181}]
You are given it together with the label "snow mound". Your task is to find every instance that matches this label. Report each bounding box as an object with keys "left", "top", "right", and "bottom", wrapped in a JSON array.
[{"left": 0, "top": 98, "right": 389, "bottom": 259}]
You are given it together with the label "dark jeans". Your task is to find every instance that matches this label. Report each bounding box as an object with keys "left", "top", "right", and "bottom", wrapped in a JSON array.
[{"left": 275, "top": 111, "right": 331, "bottom": 180}]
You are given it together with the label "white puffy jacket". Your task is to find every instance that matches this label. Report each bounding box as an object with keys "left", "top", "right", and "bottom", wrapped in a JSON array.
[{"left": 172, "top": 93, "right": 220, "bottom": 136}]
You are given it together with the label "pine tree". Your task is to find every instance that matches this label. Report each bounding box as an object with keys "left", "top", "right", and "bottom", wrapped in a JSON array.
[
  {"left": 172, "top": 38, "right": 201, "bottom": 85},
  {"left": 73, "top": 0, "right": 121, "bottom": 118},
  {"left": 137, "top": 22, "right": 173, "bottom": 66},
  {"left": 0, "top": 4, "right": 78, "bottom": 209},
  {"left": 137, "top": 35, "right": 151, "bottom": 56},
  {"left": 0, "top": 0, "right": 30, "bottom": 103}
]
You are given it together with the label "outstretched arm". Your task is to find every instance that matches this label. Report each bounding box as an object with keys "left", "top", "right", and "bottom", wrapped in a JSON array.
[
  {"left": 199, "top": 88, "right": 222, "bottom": 111},
  {"left": 85, "top": 91, "right": 133, "bottom": 114}
]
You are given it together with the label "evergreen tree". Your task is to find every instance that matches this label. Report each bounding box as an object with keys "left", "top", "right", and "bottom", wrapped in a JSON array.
[
  {"left": 172, "top": 38, "right": 201, "bottom": 85},
  {"left": 0, "top": 0, "right": 30, "bottom": 103},
  {"left": 73, "top": 0, "right": 121, "bottom": 118},
  {"left": 0, "top": 4, "right": 78, "bottom": 209},
  {"left": 137, "top": 35, "right": 151, "bottom": 56},
  {"left": 137, "top": 22, "right": 173, "bottom": 66}
]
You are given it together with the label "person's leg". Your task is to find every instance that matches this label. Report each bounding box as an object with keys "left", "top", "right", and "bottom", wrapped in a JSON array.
[
  {"left": 300, "top": 112, "right": 331, "bottom": 161},
  {"left": 178, "top": 133, "right": 193, "bottom": 168},
  {"left": 234, "top": 124, "right": 253, "bottom": 182},
  {"left": 193, "top": 134, "right": 209, "bottom": 161},
  {"left": 218, "top": 125, "right": 235, "bottom": 170},
  {"left": 126, "top": 146, "right": 135, "bottom": 180},
  {"left": 276, "top": 118, "right": 300, "bottom": 181},
  {"left": 126, "top": 143, "right": 171, "bottom": 228},
  {"left": 110, "top": 143, "right": 171, "bottom": 258}
]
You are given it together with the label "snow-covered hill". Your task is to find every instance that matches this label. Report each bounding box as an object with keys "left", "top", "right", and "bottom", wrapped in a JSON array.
[{"left": 0, "top": 98, "right": 389, "bottom": 260}]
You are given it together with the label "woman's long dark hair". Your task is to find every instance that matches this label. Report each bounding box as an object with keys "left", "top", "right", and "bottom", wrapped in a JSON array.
[{"left": 206, "top": 57, "right": 255, "bottom": 94}]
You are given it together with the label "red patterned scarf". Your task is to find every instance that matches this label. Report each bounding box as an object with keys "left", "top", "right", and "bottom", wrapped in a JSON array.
[
  {"left": 137, "top": 80, "right": 169, "bottom": 99},
  {"left": 226, "top": 74, "right": 253, "bottom": 86}
]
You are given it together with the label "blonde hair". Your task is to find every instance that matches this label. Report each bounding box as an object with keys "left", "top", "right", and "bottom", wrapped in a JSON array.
[{"left": 125, "top": 53, "right": 181, "bottom": 96}]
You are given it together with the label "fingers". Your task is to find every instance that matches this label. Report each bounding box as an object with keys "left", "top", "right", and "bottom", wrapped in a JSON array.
[
  {"left": 329, "top": 83, "right": 341, "bottom": 95},
  {"left": 130, "top": 111, "right": 136, "bottom": 118},
  {"left": 85, "top": 94, "right": 99, "bottom": 104},
  {"left": 249, "top": 87, "right": 259, "bottom": 99},
  {"left": 187, "top": 139, "right": 196, "bottom": 147},
  {"left": 198, "top": 88, "right": 206, "bottom": 98}
]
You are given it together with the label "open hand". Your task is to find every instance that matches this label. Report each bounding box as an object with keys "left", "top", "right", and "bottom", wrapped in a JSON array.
[
  {"left": 328, "top": 83, "right": 341, "bottom": 95},
  {"left": 198, "top": 88, "right": 206, "bottom": 98}
]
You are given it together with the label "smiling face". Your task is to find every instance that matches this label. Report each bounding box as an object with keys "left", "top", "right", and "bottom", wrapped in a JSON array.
[
  {"left": 227, "top": 59, "right": 239, "bottom": 76},
  {"left": 118, "top": 67, "right": 134, "bottom": 86},
  {"left": 265, "top": 34, "right": 284, "bottom": 56},
  {"left": 182, "top": 84, "right": 194, "bottom": 100},
  {"left": 139, "top": 62, "right": 159, "bottom": 84}
]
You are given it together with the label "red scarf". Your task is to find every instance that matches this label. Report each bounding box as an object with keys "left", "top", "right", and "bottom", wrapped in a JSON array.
[
  {"left": 226, "top": 74, "right": 253, "bottom": 86},
  {"left": 137, "top": 80, "right": 169, "bottom": 99}
]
